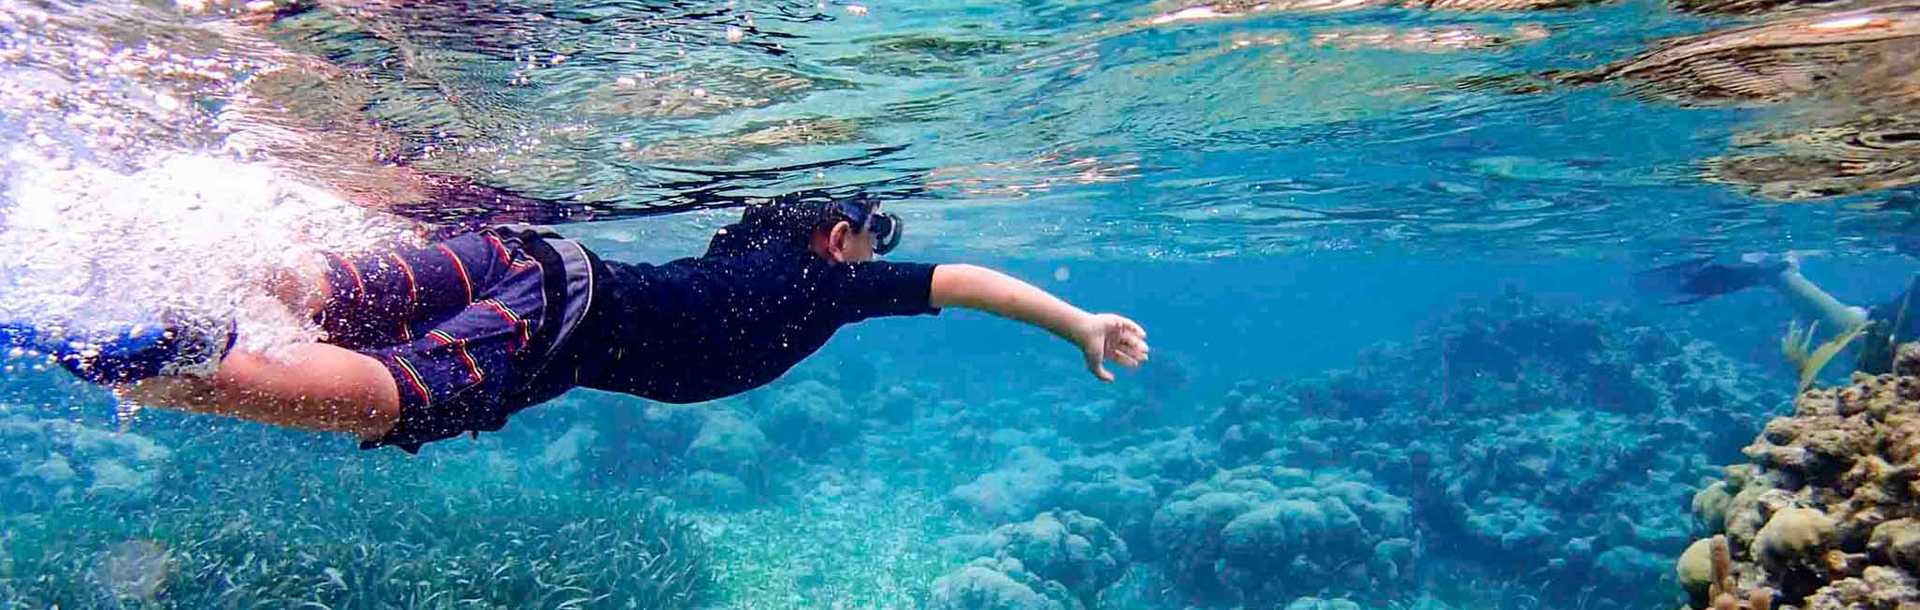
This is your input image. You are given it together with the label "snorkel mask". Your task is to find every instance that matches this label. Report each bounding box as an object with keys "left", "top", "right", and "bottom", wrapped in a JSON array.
[{"left": 831, "top": 194, "right": 903, "bottom": 256}]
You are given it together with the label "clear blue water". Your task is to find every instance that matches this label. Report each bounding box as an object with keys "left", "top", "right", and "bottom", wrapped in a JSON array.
[{"left": 1, "top": 0, "right": 1917, "bottom": 608}]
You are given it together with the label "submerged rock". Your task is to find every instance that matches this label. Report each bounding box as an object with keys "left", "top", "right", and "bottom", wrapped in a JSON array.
[
  {"left": 1149, "top": 465, "right": 1412, "bottom": 605},
  {"left": 760, "top": 380, "right": 856, "bottom": 458},
  {"left": 928, "top": 557, "right": 1083, "bottom": 610},
  {"left": 0, "top": 416, "right": 171, "bottom": 511},
  {"left": 949, "top": 447, "right": 1066, "bottom": 523},
  {"left": 685, "top": 409, "right": 770, "bottom": 484},
  {"left": 944, "top": 511, "right": 1132, "bottom": 606},
  {"left": 676, "top": 470, "right": 753, "bottom": 510},
  {"left": 1677, "top": 343, "right": 1920, "bottom": 609}
]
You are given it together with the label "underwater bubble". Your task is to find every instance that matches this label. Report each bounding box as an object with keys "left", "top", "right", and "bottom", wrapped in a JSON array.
[{"left": 0, "top": 150, "right": 413, "bottom": 352}]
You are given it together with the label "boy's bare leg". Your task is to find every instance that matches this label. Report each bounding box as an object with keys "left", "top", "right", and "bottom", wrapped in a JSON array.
[
  {"left": 116, "top": 252, "right": 401, "bottom": 440},
  {"left": 1771, "top": 269, "right": 1871, "bottom": 331},
  {"left": 118, "top": 343, "right": 401, "bottom": 440}
]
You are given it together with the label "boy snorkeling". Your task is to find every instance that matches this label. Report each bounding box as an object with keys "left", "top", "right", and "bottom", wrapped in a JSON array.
[
  {"left": 7, "top": 191, "right": 1150, "bottom": 453},
  {"left": 1636, "top": 253, "right": 1917, "bottom": 374}
]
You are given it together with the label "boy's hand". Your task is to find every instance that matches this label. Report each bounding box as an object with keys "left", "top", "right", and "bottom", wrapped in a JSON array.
[{"left": 1073, "top": 313, "right": 1149, "bottom": 382}]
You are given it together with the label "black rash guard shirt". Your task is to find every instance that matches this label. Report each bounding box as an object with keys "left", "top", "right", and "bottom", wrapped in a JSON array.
[{"left": 561, "top": 247, "right": 941, "bottom": 403}]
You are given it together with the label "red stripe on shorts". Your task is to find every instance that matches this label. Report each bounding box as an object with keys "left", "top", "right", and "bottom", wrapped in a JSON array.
[
  {"left": 392, "top": 253, "right": 419, "bottom": 315},
  {"left": 480, "top": 299, "right": 530, "bottom": 351},
  {"left": 437, "top": 244, "right": 474, "bottom": 304},
  {"left": 486, "top": 234, "right": 512, "bottom": 265},
  {"left": 390, "top": 356, "right": 433, "bottom": 408},
  {"left": 329, "top": 252, "right": 368, "bottom": 301}
]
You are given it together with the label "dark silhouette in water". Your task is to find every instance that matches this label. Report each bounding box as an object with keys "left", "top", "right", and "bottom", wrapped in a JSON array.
[
  {"left": 1633, "top": 256, "right": 1788, "bottom": 305},
  {"left": 1893, "top": 233, "right": 1920, "bottom": 259}
]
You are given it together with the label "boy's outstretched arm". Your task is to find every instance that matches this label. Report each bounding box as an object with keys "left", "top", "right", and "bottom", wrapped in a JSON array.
[{"left": 930, "top": 264, "right": 1149, "bottom": 382}]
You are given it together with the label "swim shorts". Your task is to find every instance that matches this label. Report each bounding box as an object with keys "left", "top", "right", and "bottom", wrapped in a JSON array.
[{"left": 317, "top": 229, "right": 595, "bottom": 452}]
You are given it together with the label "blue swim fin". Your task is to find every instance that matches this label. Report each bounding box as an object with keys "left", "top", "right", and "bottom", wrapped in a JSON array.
[
  {"left": 0, "top": 322, "right": 39, "bottom": 349},
  {"left": 0, "top": 318, "right": 233, "bottom": 384},
  {"left": 1634, "top": 256, "right": 1786, "bottom": 305}
]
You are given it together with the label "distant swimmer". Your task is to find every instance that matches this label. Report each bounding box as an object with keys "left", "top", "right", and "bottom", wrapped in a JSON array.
[
  {"left": 5, "top": 193, "right": 1149, "bottom": 452},
  {"left": 1636, "top": 252, "right": 1918, "bottom": 374}
]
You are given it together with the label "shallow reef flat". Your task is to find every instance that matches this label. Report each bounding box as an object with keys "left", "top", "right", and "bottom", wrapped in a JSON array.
[
  {"left": 0, "top": 423, "right": 710, "bottom": 610},
  {"left": 687, "top": 471, "right": 965, "bottom": 609},
  {"left": 0, "top": 288, "right": 1808, "bottom": 609}
]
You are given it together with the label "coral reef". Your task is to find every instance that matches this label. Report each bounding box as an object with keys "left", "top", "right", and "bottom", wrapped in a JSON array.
[
  {"left": 758, "top": 380, "right": 858, "bottom": 458},
  {"left": 685, "top": 408, "right": 773, "bottom": 490},
  {"left": 1149, "top": 465, "right": 1414, "bottom": 605},
  {"left": 0, "top": 415, "right": 172, "bottom": 512},
  {"left": 568, "top": 396, "right": 777, "bottom": 507},
  {"left": 949, "top": 447, "right": 1069, "bottom": 523},
  {"left": 942, "top": 510, "right": 1132, "bottom": 606},
  {"left": 0, "top": 288, "right": 1801, "bottom": 609},
  {"left": 1678, "top": 343, "right": 1920, "bottom": 610},
  {"left": 917, "top": 291, "right": 1786, "bottom": 609},
  {"left": 928, "top": 557, "right": 1084, "bottom": 610},
  {"left": 1200, "top": 292, "right": 1780, "bottom": 600}
]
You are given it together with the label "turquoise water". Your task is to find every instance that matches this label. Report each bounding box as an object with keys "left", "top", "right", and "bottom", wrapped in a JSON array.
[{"left": 1, "top": 0, "right": 1918, "bottom": 609}]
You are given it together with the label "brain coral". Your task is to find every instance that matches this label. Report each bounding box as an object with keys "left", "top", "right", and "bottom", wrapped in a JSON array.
[{"left": 1149, "top": 465, "right": 1412, "bottom": 604}]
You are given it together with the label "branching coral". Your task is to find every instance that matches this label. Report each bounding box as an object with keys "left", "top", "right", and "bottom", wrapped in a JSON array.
[{"left": 1715, "top": 535, "right": 1777, "bottom": 610}]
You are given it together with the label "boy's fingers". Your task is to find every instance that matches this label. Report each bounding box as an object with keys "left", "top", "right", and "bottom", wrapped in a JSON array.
[{"left": 1085, "top": 349, "right": 1111, "bottom": 382}]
